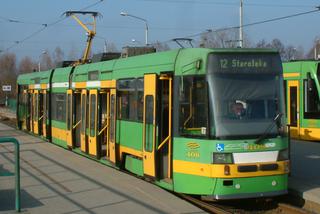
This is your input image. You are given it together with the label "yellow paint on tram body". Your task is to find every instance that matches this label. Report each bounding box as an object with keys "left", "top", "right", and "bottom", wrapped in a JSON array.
[
  {"left": 299, "top": 127, "right": 320, "bottom": 141},
  {"left": 51, "top": 126, "right": 67, "bottom": 142},
  {"left": 283, "top": 73, "right": 300, "bottom": 78},
  {"left": 173, "top": 160, "right": 289, "bottom": 178},
  {"left": 119, "top": 145, "right": 143, "bottom": 160},
  {"left": 101, "top": 80, "right": 116, "bottom": 88}
]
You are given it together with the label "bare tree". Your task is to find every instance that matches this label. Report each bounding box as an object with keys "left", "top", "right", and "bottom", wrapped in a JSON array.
[
  {"left": 18, "top": 56, "right": 37, "bottom": 74},
  {"left": 151, "top": 41, "right": 170, "bottom": 52},
  {"left": 105, "top": 42, "right": 118, "bottom": 52},
  {"left": 284, "top": 45, "right": 304, "bottom": 61},
  {"left": 39, "top": 50, "right": 53, "bottom": 71},
  {"left": 199, "top": 29, "right": 252, "bottom": 48},
  {"left": 68, "top": 44, "right": 79, "bottom": 61},
  {"left": 53, "top": 46, "right": 65, "bottom": 66},
  {"left": 0, "top": 52, "right": 17, "bottom": 99},
  {"left": 306, "top": 36, "right": 320, "bottom": 59},
  {"left": 255, "top": 38, "right": 302, "bottom": 61}
]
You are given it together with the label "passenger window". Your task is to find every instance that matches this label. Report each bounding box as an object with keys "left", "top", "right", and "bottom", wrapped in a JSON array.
[
  {"left": 117, "top": 78, "right": 144, "bottom": 122},
  {"left": 304, "top": 74, "right": 320, "bottom": 119},
  {"left": 67, "top": 94, "right": 72, "bottom": 131},
  {"left": 179, "top": 76, "right": 208, "bottom": 137},
  {"left": 90, "top": 94, "right": 97, "bottom": 137},
  {"left": 81, "top": 94, "right": 86, "bottom": 134},
  {"left": 51, "top": 93, "right": 66, "bottom": 122},
  {"left": 110, "top": 95, "right": 116, "bottom": 142},
  {"left": 145, "top": 95, "right": 154, "bottom": 152}
]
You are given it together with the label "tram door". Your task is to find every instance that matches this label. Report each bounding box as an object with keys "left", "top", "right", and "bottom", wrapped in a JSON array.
[
  {"left": 38, "top": 91, "right": 43, "bottom": 136},
  {"left": 42, "top": 90, "right": 47, "bottom": 138},
  {"left": 80, "top": 90, "right": 88, "bottom": 152},
  {"left": 143, "top": 74, "right": 157, "bottom": 177},
  {"left": 88, "top": 90, "right": 98, "bottom": 157},
  {"left": 108, "top": 89, "right": 117, "bottom": 164},
  {"left": 66, "top": 90, "right": 73, "bottom": 148},
  {"left": 29, "top": 90, "right": 33, "bottom": 132},
  {"left": 33, "top": 90, "right": 39, "bottom": 135},
  {"left": 288, "top": 81, "right": 300, "bottom": 138},
  {"left": 22, "top": 90, "right": 28, "bottom": 130}
]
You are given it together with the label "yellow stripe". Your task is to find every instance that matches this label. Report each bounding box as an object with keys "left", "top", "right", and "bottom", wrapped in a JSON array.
[
  {"left": 119, "top": 145, "right": 143, "bottom": 160},
  {"left": 75, "top": 82, "right": 86, "bottom": 88},
  {"left": 101, "top": 80, "right": 116, "bottom": 88},
  {"left": 52, "top": 126, "right": 67, "bottom": 142},
  {"left": 173, "top": 160, "right": 289, "bottom": 178},
  {"left": 29, "top": 85, "right": 34, "bottom": 89},
  {"left": 41, "top": 84, "right": 47, "bottom": 89},
  {"left": 283, "top": 73, "right": 300, "bottom": 78}
]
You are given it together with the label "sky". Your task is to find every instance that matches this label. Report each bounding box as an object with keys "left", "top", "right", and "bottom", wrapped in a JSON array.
[{"left": 0, "top": 0, "right": 320, "bottom": 61}]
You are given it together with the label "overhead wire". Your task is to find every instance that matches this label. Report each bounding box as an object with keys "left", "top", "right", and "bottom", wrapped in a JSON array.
[
  {"left": 131, "top": 0, "right": 316, "bottom": 8},
  {"left": 4, "top": 0, "right": 105, "bottom": 52},
  {"left": 158, "top": 6, "right": 320, "bottom": 46}
]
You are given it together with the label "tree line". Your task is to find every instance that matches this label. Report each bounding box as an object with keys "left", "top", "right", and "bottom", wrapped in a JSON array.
[{"left": 0, "top": 34, "right": 319, "bottom": 102}]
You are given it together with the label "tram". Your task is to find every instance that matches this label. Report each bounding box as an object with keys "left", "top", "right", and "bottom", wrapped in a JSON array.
[
  {"left": 17, "top": 48, "right": 289, "bottom": 199},
  {"left": 283, "top": 60, "right": 320, "bottom": 141}
]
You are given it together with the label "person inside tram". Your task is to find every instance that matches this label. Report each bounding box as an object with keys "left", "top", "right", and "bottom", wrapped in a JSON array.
[{"left": 230, "top": 102, "right": 245, "bottom": 119}]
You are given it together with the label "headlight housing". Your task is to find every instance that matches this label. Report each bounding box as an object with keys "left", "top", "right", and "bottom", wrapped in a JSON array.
[
  {"left": 277, "top": 149, "right": 289, "bottom": 161},
  {"left": 212, "top": 153, "right": 233, "bottom": 164}
]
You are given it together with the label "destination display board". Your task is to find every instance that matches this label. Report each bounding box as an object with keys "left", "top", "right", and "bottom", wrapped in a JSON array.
[{"left": 208, "top": 53, "right": 281, "bottom": 74}]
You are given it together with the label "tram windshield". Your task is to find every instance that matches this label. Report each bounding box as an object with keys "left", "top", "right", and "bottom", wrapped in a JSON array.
[{"left": 207, "top": 53, "right": 284, "bottom": 139}]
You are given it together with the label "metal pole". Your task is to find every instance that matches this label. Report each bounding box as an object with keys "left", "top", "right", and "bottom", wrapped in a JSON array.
[
  {"left": 38, "top": 61, "right": 41, "bottom": 72},
  {"left": 239, "top": 0, "right": 243, "bottom": 48},
  {"left": 15, "top": 139, "right": 20, "bottom": 212},
  {"left": 0, "top": 137, "right": 20, "bottom": 212},
  {"left": 145, "top": 22, "right": 149, "bottom": 46}
]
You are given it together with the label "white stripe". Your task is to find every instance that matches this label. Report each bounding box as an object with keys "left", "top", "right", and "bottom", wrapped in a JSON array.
[
  {"left": 72, "top": 82, "right": 76, "bottom": 88},
  {"left": 52, "top": 82, "right": 69, "bottom": 88},
  {"left": 34, "top": 84, "right": 41, "bottom": 89},
  {"left": 233, "top": 151, "right": 279, "bottom": 164},
  {"left": 86, "top": 81, "right": 101, "bottom": 87},
  {"left": 47, "top": 83, "right": 50, "bottom": 89}
]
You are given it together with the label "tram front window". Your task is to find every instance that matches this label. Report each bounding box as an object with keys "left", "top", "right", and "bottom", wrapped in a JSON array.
[{"left": 207, "top": 53, "right": 284, "bottom": 139}]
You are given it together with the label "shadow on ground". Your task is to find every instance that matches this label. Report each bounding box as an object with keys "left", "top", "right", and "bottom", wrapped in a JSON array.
[{"left": 0, "top": 189, "right": 43, "bottom": 211}]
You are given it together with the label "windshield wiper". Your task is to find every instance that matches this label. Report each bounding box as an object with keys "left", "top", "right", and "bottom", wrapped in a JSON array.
[{"left": 254, "top": 113, "right": 282, "bottom": 145}]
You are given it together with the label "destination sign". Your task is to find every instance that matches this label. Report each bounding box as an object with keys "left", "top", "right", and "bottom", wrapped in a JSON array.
[{"left": 208, "top": 53, "right": 281, "bottom": 74}]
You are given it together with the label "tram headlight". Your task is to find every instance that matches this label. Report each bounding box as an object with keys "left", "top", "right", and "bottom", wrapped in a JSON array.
[
  {"left": 212, "top": 153, "right": 233, "bottom": 164},
  {"left": 277, "top": 149, "right": 289, "bottom": 161}
]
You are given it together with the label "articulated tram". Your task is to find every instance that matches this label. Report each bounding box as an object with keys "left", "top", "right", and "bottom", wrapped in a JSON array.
[
  {"left": 17, "top": 48, "right": 289, "bottom": 199},
  {"left": 283, "top": 60, "right": 320, "bottom": 141}
]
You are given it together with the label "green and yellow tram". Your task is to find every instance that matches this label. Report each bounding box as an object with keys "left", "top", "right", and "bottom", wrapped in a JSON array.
[
  {"left": 17, "top": 48, "right": 289, "bottom": 199},
  {"left": 283, "top": 60, "right": 320, "bottom": 141}
]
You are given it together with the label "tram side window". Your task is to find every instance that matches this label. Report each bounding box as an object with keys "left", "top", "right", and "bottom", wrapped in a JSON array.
[
  {"left": 137, "top": 78, "right": 144, "bottom": 122},
  {"left": 90, "top": 95, "right": 96, "bottom": 137},
  {"left": 52, "top": 93, "right": 66, "bottom": 122},
  {"left": 283, "top": 80, "right": 287, "bottom": 118},
  {"left": 179, "top": 75, "right": 208, "bottom": 137},
  {"left": 117, "top": 78, "right": 143, "bottom": 122},
  {"left": 304, "top": 78, "right": 320, "bottom": 119}
]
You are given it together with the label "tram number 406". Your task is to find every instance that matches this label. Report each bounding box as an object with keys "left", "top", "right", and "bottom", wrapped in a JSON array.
[{"left": 186, "top": 151, "right": 200, "bottom": 158}]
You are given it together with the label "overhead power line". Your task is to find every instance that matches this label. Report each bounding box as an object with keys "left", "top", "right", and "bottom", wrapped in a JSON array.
[
  {"left": 4, "top": 0, "right": 104, "bottom": 52},
  {"left": 132, "top": 0, "right": 316, "bottom": 8},
  {"left": 159, "top": 5, "right": 320, "bottom": 45}
]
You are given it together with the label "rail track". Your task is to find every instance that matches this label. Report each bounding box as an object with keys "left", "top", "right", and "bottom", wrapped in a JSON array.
[
  {"left": 178, "top": 194, "right": 233, "bottom": 214},
  {"left": 178, "top": 193, "right": 311, "bottom": 214}
]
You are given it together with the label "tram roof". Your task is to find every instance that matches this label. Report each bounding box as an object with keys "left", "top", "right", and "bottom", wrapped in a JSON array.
[{"left": 17, "top": 69, "right": 53, "bottom": 85}]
